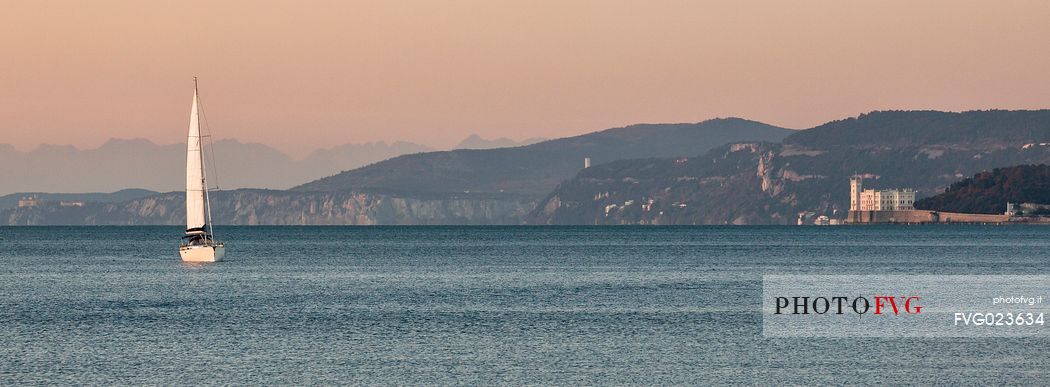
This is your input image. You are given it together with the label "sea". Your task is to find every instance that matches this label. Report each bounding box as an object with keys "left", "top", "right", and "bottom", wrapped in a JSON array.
[{"left": 1, "top": 225, "right": 1048, "bottom": 385}]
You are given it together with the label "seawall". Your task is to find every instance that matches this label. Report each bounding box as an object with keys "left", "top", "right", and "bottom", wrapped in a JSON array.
[{"left": 846, "top": 210, "right": 1010, "bottom": 224}]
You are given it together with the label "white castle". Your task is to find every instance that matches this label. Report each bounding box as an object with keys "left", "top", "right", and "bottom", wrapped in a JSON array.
[{"left": 849, "top": 176, "right": 915, "bottom": 211}]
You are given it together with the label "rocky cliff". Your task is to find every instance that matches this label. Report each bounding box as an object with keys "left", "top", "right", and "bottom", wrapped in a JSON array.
[
  {"left": 2, "top": 190, "right": 535, "bottom": 225},
  {"left": 526, "top": 142, "right": 834, "bottom": 225}
]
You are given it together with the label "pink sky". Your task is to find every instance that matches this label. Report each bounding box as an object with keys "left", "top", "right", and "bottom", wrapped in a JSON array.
[{"left": 2, "top": 0, "right": 1049, "bottom": 156}]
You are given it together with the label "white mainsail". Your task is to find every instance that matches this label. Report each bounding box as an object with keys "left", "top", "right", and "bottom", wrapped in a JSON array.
[
  {"left": 185, "top": 85, "right": 207, "bottom": 232},
  {"left": 179, "top": 79, "right": 224, "bottom": 262}
]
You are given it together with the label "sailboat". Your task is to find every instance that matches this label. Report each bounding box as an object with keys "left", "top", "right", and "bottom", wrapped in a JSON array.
[{"left": 179, "top": 78, "right": 225, "bottom": 262}]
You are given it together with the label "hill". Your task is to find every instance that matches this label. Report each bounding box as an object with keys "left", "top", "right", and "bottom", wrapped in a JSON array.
[
  {"left": 784, "top": 110, "right": 1050, "bottom": 149},
  {"left": 529, "top": 110, "right": 1050, "bottom": 224},
  {"left": 293, "top": 118, "right": 793, "bottom": 196},
  {"left": 914, "top": 165, "right": 1050, "bottom": 214}
]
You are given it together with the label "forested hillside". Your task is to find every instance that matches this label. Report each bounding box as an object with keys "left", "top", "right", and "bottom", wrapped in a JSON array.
[{"left": 915, "top": 165, "right": 1050, "bottom": 214}]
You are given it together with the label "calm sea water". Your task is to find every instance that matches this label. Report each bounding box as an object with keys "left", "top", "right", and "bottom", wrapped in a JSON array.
[{"left": 1, "top": 226, "right": 1048, "bottom": 385}]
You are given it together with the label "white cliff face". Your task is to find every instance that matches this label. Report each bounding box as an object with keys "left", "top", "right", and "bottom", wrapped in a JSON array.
[
  {"left": 218, "top": 192, "right": 535, "bottom": 225},
  {"left": 751, "top": 146, "right": 785, "bottom": 197},
  {"left": 2, "top": 191, "right": 537, "bottom": 225}
]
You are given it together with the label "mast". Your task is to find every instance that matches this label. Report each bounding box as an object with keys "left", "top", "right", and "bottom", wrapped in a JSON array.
[{"left": 197, "top": 77, "right": 216, "bottom": 241}]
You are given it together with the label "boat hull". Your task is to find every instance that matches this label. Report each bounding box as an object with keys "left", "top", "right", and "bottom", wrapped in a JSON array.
[{"left": 179, "top": 244, "right": 225, "bottom": 262}]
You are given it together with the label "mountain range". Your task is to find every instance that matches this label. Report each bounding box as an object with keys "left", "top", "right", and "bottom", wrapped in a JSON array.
[
  {"left": 0, "top": 139, "right": 432, "bottom": 195},
  {"left": 0, "top": 134, "right": 577, "bottom": 196},
  {"left": 9, "top": 110, "right": 1050, "bottom": 225}
]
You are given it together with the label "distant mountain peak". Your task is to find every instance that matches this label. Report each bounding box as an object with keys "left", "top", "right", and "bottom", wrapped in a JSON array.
[
  {"left": 32, "top": 143, "right": 79, "bottom": 153},
  {"left": 99, "top": 138, "right": 159, "bottom": 150},
  {"left": 454, "top": 134, "right": 546, "bottom": 150}
]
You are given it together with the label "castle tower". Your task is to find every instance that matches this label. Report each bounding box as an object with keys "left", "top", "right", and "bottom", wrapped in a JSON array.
[{"left": 849, "top": 176, "right": 863, "bottom": 211}]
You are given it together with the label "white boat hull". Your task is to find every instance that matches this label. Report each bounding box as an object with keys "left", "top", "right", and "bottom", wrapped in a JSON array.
[{"left": 179, "top": 244, "right": 225, "bottom": 262}]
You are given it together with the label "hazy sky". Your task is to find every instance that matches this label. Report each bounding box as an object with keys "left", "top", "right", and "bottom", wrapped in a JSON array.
[{"left": 3, "top": 1, "right": 1049, "bottom": 156}]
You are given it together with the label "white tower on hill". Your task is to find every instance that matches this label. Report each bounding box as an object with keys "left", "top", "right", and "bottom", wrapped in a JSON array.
[{"left": 850, "top": 176, "right": 863, "bottom": 211}]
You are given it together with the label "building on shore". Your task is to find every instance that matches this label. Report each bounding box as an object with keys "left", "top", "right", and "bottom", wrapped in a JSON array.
[
  {"left": 17, "top": 196, "right": 40, "bottom": 208},
  {"left": 849, "top": 176, "right": 915, "bottom": 211},
  {"left": 846, "top": 176, "right": 1008, "bottom": 224},
  {"left": 1006, "top": 202, "right": 1050, "bottom": 216}
]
